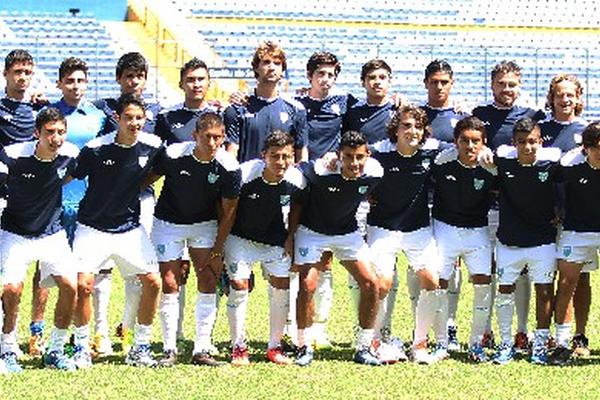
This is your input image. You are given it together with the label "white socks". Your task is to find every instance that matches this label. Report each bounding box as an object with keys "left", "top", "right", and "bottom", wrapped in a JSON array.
[
  {"left": 495, "top": 292, "right": 515, "bottom": 346},
  {"left": 406, "top": 268, "right": 420, "bottom": 322},
  {"left": 515, "top": 274, "right": 531, "bottom": 333},
  {"left": 313, "top": 270, "right": 333, "bottom": 328},
  {"left": 0, "top": 329, "right": 18, "bottom": 355},
  {"left": 177, "top": 284, "right": 186, "bottom": 339},
  {"left": 356, "top": 328, "right": 375, "bottom": 350},
  {"left": 269, "top": 286, "right": 289, "bottom": 349},
  {"left": 283, "top": 271, "right": 299, "bottom": 344},
  {"left": 447, "top": 266, "right": 462, "bottom": 328},
  {"left": 374, "top": 294, "right": 389, "bottom": 339},
  {"left": 434, "top": 289, "right": 449, "bottom": 346},
  {"left": 414, "top": 289, "right": 437, "bottom": 345},
  {"left": 74, "top": 325, "right": 90, "bottom": 351},
  {"left": 194, "top": 292, "right": 217, "bottom": 354},
  {"left": 159, "top": 292, "right": 179, "bottom": 352},
  {"left": 122, "top": 277, "right": 142, "bottom": 331},
  {"left": 226, "top": 288, "right": 249, "bottom": 347},
  {"left": 47, "top": 328, "right": 69, "bottom": 353},
  {"left": 471, "top": 284, "right": 492, "bottom": 346},
  {"left": 93, "top": 272, "right": 112, "bottom": 337},
  {"left": 348, "top": 274, "right": 360, "bottom": 323},
  {"left": 555, "top": 323, "right": 571, "bottom": 348},
  {"left": 134, "top": 323, "right": 152, "bottom": 347},
  {"left": 383, "top": 269, "right": 399, "bottom": 333}
]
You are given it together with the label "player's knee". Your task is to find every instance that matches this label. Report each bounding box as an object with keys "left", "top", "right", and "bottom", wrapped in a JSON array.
[
  {"left": 77, "top": 277, "right": 94, "bottom": 298},
  {"left": 360, "top": 277, "right": 378, "bottom": 297},
  {"left": 2, "top": 284, "right": 22, "bottom": 301},
  {"left": 162, "top": 275, "right": 179, "bottom": 294},
  {"left": 230, "top": 279, "right": 249, "bottom": 291},
  {"left": 377, "top": 276, "right": 393, "bottom": 297},
  {"left": 142, "top": 274, "right": 162, "bottom": 293},
  {"left": 299, "top": 274, "right": 318, "bottom": 295},
  {"left": 58, "top": 279, "right": 77, "bottom": 299}
]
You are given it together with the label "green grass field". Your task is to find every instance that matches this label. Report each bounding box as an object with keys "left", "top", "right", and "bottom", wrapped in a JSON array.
[{"left": 3, "top": 258, "right": 600, "bottom": 400}]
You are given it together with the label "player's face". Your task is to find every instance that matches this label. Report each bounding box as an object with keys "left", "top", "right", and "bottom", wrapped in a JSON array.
[
  {"left": 117, "top": 68, "right": 146, "bottom": 96},
  {"left": 180, "top": 67, "right": 209, "bottom": 103},
  {"left": 456, "top": 129, "right": 485, "bottom": 166},
  {"left": 362, "top": 68, "right": 391, "bottom": 101},
  {"left": 308, "top": 64, "right": 337, "bottom": 97},
  {"left": 492, "top": 72, "right": 520, "bottom": 108},
  {"left": 584, "top": 139, "right": 600, "bottom": 169},
  {"left": 255, "top": 56, "right": 284, "bottom": 84},
  {"left": 3, "top": 61, "right": 34, "bottom": 97},
  {"left": 35, "top": 120, "right": 67, "bottom": 155},
  {"left": 424, "top": 71, "right": 453, "bottom": 107},
  {"left": 194, "top": 126, "right": 225, "bottom": 159},
  {"left": 552, "top": 80, "right": 579, "bottom": 120},
  {"left": 116, "top": 104, "right": 146, "bottom": 138},
  {"left": 340, "top": 144, "right": 370, "bottom": 179},
  {"left": 263, "top": 144, "right": 294, "bottom": 181},
  {"left": 57, "top": 70, "right": 87, "bottom": 105},
  {"left": 395, "top": 113, "right": 424, "bottom": 149},
  {"left": 514, "top": 128, "right": 542, "bottom": 165}
]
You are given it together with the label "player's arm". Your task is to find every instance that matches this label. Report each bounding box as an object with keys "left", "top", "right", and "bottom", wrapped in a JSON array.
[
  {"left": 294, "top": 107, "right": 309, "bottom": 163},
  {"left": 224, "top": 105, "right": 241, "bottom": 159},
  {"left": 141, "top": 169, "right": 162, "bottom": 190}
]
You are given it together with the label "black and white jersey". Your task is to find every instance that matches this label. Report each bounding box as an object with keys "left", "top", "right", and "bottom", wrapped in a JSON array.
[
  {"left": 94, "top": 98, "right": 162, "bottom": 136},
  {"left": 539, "top": 118, "right": 587, "bottom": 153},
  {"left": 472, "top": 104, "right": 546, "bottom": 150},
  {"left": 224, "top": 93, "right": 308, "bottom": 163},
  {"left": 432, "top": 147, "right": 497, "bottom": 228},
  {"left": 558, "top": 148, "right": 600, "bottom": 232},
  {"left": 368, "top": 138, "right": 442, "bottom": 232},
  {"left": 0, "top": 141, "right": 78, "bottom": 237},
  {"left": 495, "top": 145, "right": 561, "bottom": 247},
  {"left": 72, "top": 131, "right": 163, "bottom": 233},
  {"left": 154, "top": 105, "right": 220, "bottom": 145},
  {"left": 296, "top": 157, "right": 383, "bottom": 235},
  {"left": 297, "top": 91, "right": 359, "bottom": 160},
  {"left": 231, "top": 159, "right": 303, "bottom": 246},
  {"left": 0, "top": 97, "right": 43, "bottom": 146},
  {"left": 154, "top": 144, "right": 240, "bottom": 224},
  {"left": 342, "top": 100, "right": 395, "bottom": 144},
  {"left": 420, "top": 104, "right": 469, "bottom": 144}
]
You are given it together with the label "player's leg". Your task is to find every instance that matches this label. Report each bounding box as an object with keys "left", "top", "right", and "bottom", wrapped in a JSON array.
[
  {"left": 513, "top": 270, "right": 531, "bottom": 352},
  {"left": 445, "top": 262, "right": 461, "bottom": 351},
  {"left": 92, "top": 267, "right": 114, "bottom": 356},
  {"left": 572, "top": 270, "right": 592, "bottom": 357},
  {"left": 295, "top": 264, "right": 320, "bottom": 366},
  {"left": 157, "top": 259, "right": 182, "bottom": 366},
  {"left": 177, "top": 258, "right": 191, "bottom": 341},
  {"left": 311, "top": 251, "right": 334, "bottom": 349},
  {"left": 29, "top": 263, "right": 48, "bottom": 357}
]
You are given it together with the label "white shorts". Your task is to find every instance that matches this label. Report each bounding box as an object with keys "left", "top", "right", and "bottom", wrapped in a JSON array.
[
  {"left": 224, "top": 234, "right": 290, "bottom": 280},
  {"left": 151, "top": 218, "right": 217, "bottom": 262},
  {"left": 496, "top": 242, "right": 556, "bottom": 285},
  {"left": 433, "top": 219, "right": 492, "bottom": 280},
  {"left": 355, "top": 201, "right": 370, "bottom": 237},
  {"left": 367, "top": 225, "right": 439, "bottom": 277},
  {"left": 73, "top": 223, "right": 159, "bottom": 277},
  {"left": 0, "top": 229, "right": 76, "bottom": 288},
  {"left": 295, "top": 225, "right": 370, "bottom": 265},
  {"left": 488, "top": 208, "right": 499, "bottom": 243},
  {"left": 558, "top": 231, "right": 600, "bottom": 272}
]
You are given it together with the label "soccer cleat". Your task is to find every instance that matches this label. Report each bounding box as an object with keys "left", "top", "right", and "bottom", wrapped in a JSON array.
[
  {"left": 73, "top": 346, "right": 93, "bottom": 369},
  {"left": 468, "top": 343, "right": 488, "bottom": 363},
  {"left": 376, "top": 337, "right": 407, "bottom": 364},
  {"left": 192, "top": 351, "right": 224, "bottom": 367},
  {"left": 91, "top": 334, "right": 113, "bottom": 357},
  {"left": 266, "top": 347, "right": 292, "bottom": 365},
  {"left": 0, "top": 352, "right": 22, "bottom": 373},
  {"left": 530, "top": 343, "right": 549, "bottom": 365},
  {"left": 447, "top": 325, "right": 460, "bottom": 352},
  {"left": 353, "top": 346, "right": 381, "bottom": 366},
  {"left": 548, "top": 346, "right": 572, "bottom": 366},
  {"left": 294, "top": 345, "right": 314, "bottom": 367},
  {"left": 231, "top": 344, "right": 250, "bottom": 366},
  {"left": 43, "top": 350, "right": 76, "bottom": 371},
  {"left": 513, "top": 332, "right": 530, "bottom": 354},
  {"left": 280, "top": 334, "right": 297, "bottom": 355},
  {"left": 492, "top": 343, "right": 515, "bottom": 365},
  {"left": 481, "top": 331, "right": 496, "bottom": 349},
  {"left": 28, "top": 334, "right": 46, "bottom": 357},
  {"left": 158, "top": 350, "right": 177, "bottom": 367},
  {"left": 572, "top": 334, "right": 591, "bottom": 357},
  {"left": 412, "top": 341, "right": 434, "bottom": 365},
  {"left": 125, "top": 344, "right": 158, "bottom": 367},
  {"left": 431, "top": 344, "right": 450, "bottom": 362}
]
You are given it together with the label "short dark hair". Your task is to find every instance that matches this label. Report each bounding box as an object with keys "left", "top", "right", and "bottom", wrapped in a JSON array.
[
  {"left": 306, "top": 52, "right": 340, "bottom": 78},
  {"left": 513, "top": 117, "right": 539, "bottom": 138},
  {"left": 424, "top": 59, "right": 453, "bottom": 81},
  {"left": 453, "top": 116, "right": 486, "bottom": 141},
  {"left": 195, "top": 111, "right": 224, "bottom": 133},
  {"left": 58, "top": 57, "right": 88, "bottom": 81},
  {"left": 115, "top": 93, "right": 145, "bottom": 115},
  {"left": 35, "top": 107, "right": 66, "bottom": 131},
  {"left": 340, "top": 130, "right": 367, "bottom": 149},
  {"left": 115, "top": 52, "right": 148, "bottom": 79},
  {"left": 582, "top": 121, "right": 600, "bottom": 149},
  {"left": 263, "top": 130, "right": 294, "bottom": 152},
  {"left": 360, "top": 59, "right": 392, "bottom": 81},
  {"left": 4, "top": 49, "right": 34, "bottom": 71},
  {"left": 491, "top": 60, "right": 521, "bottom": 82},
  {"left": 180, "top": 57, "right": 209, "bottom": 83},
  {"left": 251, "top": 41, "right": 287, "bottom": 78},
  {"left": 387, "top": 105, "right": 431, "bottom": 144}
]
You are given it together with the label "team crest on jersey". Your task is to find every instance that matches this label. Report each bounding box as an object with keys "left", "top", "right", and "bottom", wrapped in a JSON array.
[
  {"left": 358, "top": 185, "right": 369, "bottom": 194},
  {"left": 138, "top": 156, "right": 148, "bottom": 168},
  {"left": 562, "top": 246, "right": 572, "bottom": 258},
  {"left": 57, "top": 167, "right": 67, "bottom": 180},
  {"left": 299, "top": 247, "right": 309, "bottom": 257},
  {"left": 156, "top": 244, "right": 166, "bottom": 255},
  {"left": 473, "top": 178, "right": 484, "bottom": 190},
  {"left": 331, "top": 104, "right": 341, "bottom": 115},
  {"left": 280, "top": 112, "right": 289, "bottom": 123},
  {"left": 145, "top": 110, "right": 154, "bottom": 120},
  {"left": 421, "top": 159, "right": 431, "bottom": 170},
  {"left": 207, "top": 172, "right": 219, "bottom": 184},
  {"left": 450, "top": 118, "right": 459, "bottom": 128},
  {"left": 280, "top": 194, "right": 290, "bottom": 206},
  {"left": 538, "top": 171, "right": 549, "bottom": 182}
]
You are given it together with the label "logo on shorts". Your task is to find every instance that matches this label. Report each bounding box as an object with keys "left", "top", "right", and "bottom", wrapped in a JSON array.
[
  {"left": 57, "top": 167, "right": 67, "bottom": 179},
  {"left": 473, "top": 178, "right": 484, "bottom": 190},
  {"left": 358, "top": 185, "right": 368, "bottom": 195},
  {"left": 207, "top": 172, "right": 219, "bottom": 184},
  {"left": 421, "top": 159, "right": 431, "bottom": 170},
  {"left": 299, "top": 247, "right": 309, "bottom": 257},
  {"left": 280, "top": 112, "right": 289, "bottom": 123},
  {"left": 138, "top": 156, "right": 148, "bottom": 168},
  {"left": 538, "top": 171, "right": 549, "bottom": 182},
  {"left": 496, "top": 267, "right": 504, "bottom": 278},
  {"left": 562, "top": 245, "right": 572, "bottom": 257},
  {"left": 229, "top": 263, "right": 238, "bottom": 274},
  {"left": 156, "top": 244, "right": 166, "bottom": 255},
  {"left": 280, "top": 194, "right": 290, "bottom": 205}
]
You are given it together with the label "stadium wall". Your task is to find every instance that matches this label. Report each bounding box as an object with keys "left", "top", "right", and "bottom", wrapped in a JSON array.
[{"left": 1, "top": 0, "right": 128, "bottom": 20}]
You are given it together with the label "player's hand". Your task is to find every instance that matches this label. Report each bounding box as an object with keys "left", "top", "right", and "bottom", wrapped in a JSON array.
[
  {"left": 322, "top": 152, "right": 339, "bottom": 171},
  {"left": 478, "top": 146, "right": 495, "bottom": 169},
  {"left": 206, "top": 250, "right": 224, "bottom": 276},
  {"left": 30, "top": 91, "right": 49, "bottom": 105},
  {"left": 207, "top": 99, "right": 223, "bottom": 110},
  {"left": 295, "top": 87, "right": 310, "bottom": 96},
  {"left": 391, "top": 92, "right": 409, "bottom": 109},
  {"left": 228, "top": 91, "right": 249, "bottom": 106}
]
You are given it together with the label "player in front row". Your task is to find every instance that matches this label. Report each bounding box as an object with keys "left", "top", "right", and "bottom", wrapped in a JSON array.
[
  {"left": 70, "top": 93, "right": 163, "bottom": 368},
  {"left": 0, "top": 108, "right": 78, "bottom": 372},
  {"left": 294, "top": 130, "right": 383, "bottom": 366},
  {"left": 487, "top": 118, "right": 560, "bottom": 364},
  {"left": 149, "top": 112, "right": 240, "bottom": 367},
  {"left": 225, "top": 131, "right": 303, "bottom": 366}
]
